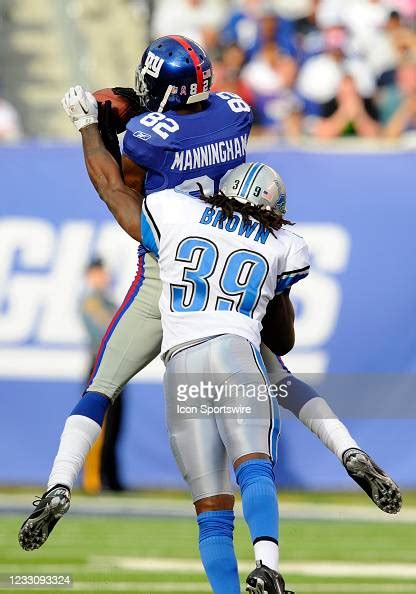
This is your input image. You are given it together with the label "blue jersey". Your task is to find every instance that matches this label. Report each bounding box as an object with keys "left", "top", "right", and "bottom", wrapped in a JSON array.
[{"left": 123, "top": 92, "right": 253, "bottom": 197}]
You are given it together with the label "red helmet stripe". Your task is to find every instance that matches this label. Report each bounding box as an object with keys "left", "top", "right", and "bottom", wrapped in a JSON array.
[{"left": 169, "top": 35, "right": 204, "bottom": 93}]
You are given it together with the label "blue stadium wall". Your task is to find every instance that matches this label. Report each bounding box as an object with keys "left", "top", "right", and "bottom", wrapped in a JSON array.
[{"left": 0, "top": 144, "right": 415, "bottom": 489}]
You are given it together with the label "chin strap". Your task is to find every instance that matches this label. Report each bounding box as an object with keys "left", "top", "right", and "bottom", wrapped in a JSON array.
[{"left": 158, "top": 84, "right": 174, "bottom": 113}]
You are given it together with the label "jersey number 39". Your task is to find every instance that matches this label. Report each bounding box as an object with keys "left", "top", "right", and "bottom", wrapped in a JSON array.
[{"left": 171, "top": 237, "right": 268, "bottom": 318}]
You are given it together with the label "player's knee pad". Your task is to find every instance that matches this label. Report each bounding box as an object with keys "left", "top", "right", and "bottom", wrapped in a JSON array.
[
  {"left": 167, "top": 418, "right": 233, "bottom": 502},
  {"left": 235, "top": 459, "right": 278, "bottom": 543},
  {"left": 187, "top": 468, "right": 233, "bottom": 503},
  {"left": 70, "top": 391, "right": 110, "bottom": 427},
  {"left": 84, "top": 381, "right": 120, "bottom": 402}
]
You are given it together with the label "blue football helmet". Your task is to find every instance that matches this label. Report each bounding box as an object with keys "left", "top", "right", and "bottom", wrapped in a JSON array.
[{"left": 135, "top": 35, "right": 213, "bottom": 113}]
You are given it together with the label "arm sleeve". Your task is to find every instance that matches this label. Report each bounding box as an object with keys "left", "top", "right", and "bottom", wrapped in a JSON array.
[
  {"left": 141, "top": 198, "right": 161, "bottom": 258},
  {"left": 276, "top": 239, "right": 310, "bottom": 295}
]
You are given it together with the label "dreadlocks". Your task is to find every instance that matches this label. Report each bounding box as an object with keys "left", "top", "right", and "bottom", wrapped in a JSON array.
[{"left": 197, "top": 185, "right": 293, "bottom": 235}]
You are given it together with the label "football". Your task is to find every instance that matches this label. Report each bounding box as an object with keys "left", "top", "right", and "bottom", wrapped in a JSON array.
[{"left": 93, "top": 87, "right": 137, "bottom": 133}]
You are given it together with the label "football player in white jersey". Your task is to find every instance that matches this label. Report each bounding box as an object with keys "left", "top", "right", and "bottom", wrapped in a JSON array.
[{"left": 142, "top": 162, "right": 305, "bottom": 594}]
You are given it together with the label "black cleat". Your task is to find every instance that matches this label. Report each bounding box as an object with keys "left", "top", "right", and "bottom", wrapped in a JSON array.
[
  {"left": 343, "top": 448, "right": 402, "bottom": 514},
  {"left": 246, "top": 561, "right": 295, "bottom": 594},
  {"left": 18, "top": 485, "right": 71, "bottom": 551}
]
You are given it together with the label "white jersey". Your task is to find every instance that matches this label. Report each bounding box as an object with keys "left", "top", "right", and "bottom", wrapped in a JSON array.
[{"left": 141, "top": 189, "right": 310, "bottom": 354}]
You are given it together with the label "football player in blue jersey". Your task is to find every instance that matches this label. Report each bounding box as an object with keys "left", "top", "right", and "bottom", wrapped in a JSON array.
[
  {"left": 123, "top": 35, "right": 252, "bottom": 197},
  {"left": 19, "top": 37, "right": 401, "bottom": 559}
]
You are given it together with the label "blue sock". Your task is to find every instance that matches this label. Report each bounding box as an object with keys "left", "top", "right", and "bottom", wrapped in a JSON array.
[
  {"left": 198, "top": 510, "right": 240, "bottom": 594},
  {"left": 236, "top": 459, "right": 279, "bottom": 546},
  {"left": 70, "top": 391, "right": 110, "bottom": 426}
]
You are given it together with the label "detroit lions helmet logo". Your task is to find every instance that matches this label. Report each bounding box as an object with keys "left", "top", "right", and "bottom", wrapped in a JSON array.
[{"left": 275, "top": 188, "right": 287, "bottom": 215}]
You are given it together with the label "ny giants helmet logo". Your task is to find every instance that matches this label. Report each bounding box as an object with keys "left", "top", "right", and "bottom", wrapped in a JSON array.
[{"left": 144, "top": 51, "right": 165, "bottom": 79}]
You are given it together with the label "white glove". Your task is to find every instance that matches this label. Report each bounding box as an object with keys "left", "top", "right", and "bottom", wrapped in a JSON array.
[{"left": 62, "top": 85, "right": 98, "bottom": 131}]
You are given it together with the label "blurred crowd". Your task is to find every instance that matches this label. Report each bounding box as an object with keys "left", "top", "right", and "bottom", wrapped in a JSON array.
[
  {"left": 1, "top": 0, "right": 416, "bottom": 142},
  {"left": 0, "top": 2, "right": 21, "bottom": 142},
  {"left": 150, "top": 0, "right": 416, "bottom": 140}
]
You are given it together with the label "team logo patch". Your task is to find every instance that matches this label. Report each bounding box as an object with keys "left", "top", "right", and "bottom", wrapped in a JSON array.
[
  {"left": 133, "top": 131, "right": 152, "bottom": 141},
  {"left": 276, "top": 192, "right": 287, "bottom": 213},
  {"left": 144, "top": 51, "right": 164, "bottom": 79}
]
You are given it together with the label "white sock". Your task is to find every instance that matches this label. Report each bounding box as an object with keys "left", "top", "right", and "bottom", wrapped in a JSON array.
[
  {"left": 47, "top": 415, "right": 101, "bottom": 491},
  {"left": 298, "top": 397, "right": 359, "bottom": 461},
  {"left": 254, "top": 540, "right": 279, "bottom": 571}
]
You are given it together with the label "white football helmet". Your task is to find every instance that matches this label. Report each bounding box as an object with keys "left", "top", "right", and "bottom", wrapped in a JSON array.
[{"left": 220, "top": 162, "right": 287, "bottom": 215}]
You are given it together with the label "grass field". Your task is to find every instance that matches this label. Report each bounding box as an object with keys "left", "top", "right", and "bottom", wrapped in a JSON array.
[{"left": 1, "top": 491, "right": 415, "bottom": 594}]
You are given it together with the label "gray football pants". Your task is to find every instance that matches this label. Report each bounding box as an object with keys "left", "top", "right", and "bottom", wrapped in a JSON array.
[
  {"left": 86, "top": 250, "right": 317, "bottom": 418},
  {"left": 85, "top": 251, "right": 162, "bottom": 399},
  {"left": 163, "top": 334, "right": 282, "bottom": 502}
]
